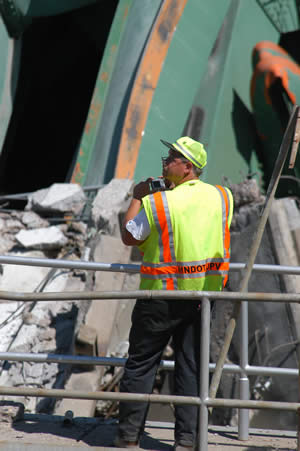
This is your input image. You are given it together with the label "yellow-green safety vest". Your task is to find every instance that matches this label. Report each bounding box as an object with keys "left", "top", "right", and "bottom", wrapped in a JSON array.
[{"left": 138, "top": 179, "right": 233, "bottom": 291}]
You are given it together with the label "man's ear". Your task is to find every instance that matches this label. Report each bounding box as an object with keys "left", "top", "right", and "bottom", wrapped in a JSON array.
[{"left": 185, "top": 160, "right": 193, "bottom": 173}]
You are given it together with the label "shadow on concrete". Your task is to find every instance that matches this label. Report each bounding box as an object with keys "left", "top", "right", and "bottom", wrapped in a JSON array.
[{"left": 11, "top": 413, "right": 174, "bottom": 449}]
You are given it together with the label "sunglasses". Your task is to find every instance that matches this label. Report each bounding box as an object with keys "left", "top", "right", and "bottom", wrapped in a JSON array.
[{"left": 161, "top": 151, "right": 188, "bottom": 166}]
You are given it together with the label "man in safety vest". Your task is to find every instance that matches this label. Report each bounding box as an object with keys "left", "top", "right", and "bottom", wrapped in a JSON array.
[{"left": 114, "top": 137, "right": 233, "bottom": 450}]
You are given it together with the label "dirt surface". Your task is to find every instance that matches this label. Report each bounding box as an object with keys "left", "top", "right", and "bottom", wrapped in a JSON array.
[{"left": 0, "top": 413, "right": 297, "bottom": 450}]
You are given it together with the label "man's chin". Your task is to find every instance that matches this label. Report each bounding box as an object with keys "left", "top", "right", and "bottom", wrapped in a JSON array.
[{"left": 164, "top": 178, "right": 174, "bottom": 189}]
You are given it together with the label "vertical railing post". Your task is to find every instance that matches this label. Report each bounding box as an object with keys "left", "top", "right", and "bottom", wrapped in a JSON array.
[
  {"left": 198, "top": 296, "right": 210, "bottom": 451},
  {"left": 238, "top": 300, "right": 249, "bottom": 440}
]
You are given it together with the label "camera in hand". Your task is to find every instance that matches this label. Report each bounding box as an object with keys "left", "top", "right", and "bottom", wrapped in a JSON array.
[{"left": 151, "top": 178, "right": 166, "bottom": 190}]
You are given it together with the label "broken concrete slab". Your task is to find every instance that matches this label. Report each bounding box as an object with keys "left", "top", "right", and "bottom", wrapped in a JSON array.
[
  {"left": 91, "top": 179, "right": 134, "bottom": 234},
  {"left": 54, "top": 370, "right": 100, "bottom": 418},
  {"left": 0, "top": 250, "right": 50, "bottom": 293},
  {"left": 226, "top": 196, "right": 300, "bottom": 431},
  {"left": 86, "top": 235, "right": 132, "bottom": 357},
  {"left": 4, "top": 218, "right": 25, "bottom": 233},
  {"left": 75, "top": 324, "right": 97, "bottom": 369},
  {"left": 0, "top": 250, "right": 86, "bottom": 413},
  {"left": 55, "top": 234, "right": 133, "bottom": 418},
  {"left": 26, "top": 183, "right": 87, "bottom": 215},
  {"left": 269, "top": 198, "right": 300, "bottom": 366},
  {"left": 108, "top": 272, "right": 139, "bottom": 358},
  {"left": 229, "top": 178, "right": 264, "bottom": 208},
  {"left": 21, "top": 211, "right": 49, "bottom": 229},
  {"left": 0, "top": 212, "right": 49, "bottom": 254},
  {"left": 15, "top": 226, "right": 68, "bottom": 250},
  {"left": 0, "top": 234, "right": 16, "bottom": 254}
]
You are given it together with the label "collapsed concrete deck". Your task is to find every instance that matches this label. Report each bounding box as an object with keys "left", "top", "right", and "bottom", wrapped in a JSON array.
[{"left": 0, "top": 413, "right": 297, "bottom": 450}]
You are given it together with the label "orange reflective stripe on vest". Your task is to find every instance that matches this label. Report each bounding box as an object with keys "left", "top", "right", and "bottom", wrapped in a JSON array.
[
  {"left": 149, "top": 191, "right": 175, "bottom": 290},
  {"left": 215, "top": 185, "right": 231, "bottom": 287},
  {"left": 140, "top": 259, "right": 230, "bottom": 277},
  {"left": 141, "top": 187, "right": 232, "bottom": 290}
]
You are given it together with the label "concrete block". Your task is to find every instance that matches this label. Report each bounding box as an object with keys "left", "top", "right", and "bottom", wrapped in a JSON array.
[
  {"left": 59, "top": 235, "right": 133, "bottom": 418},
  {"left": 269, "top": 199, "right": 300, "bottom": 292},
  {"left": 230, "top": 179, "right": 264, "bottom": 208},
  {"left": 269, "top": 198, "right": 300, "bottom": 362},
  {"left": 0, "top": 234, "right": 15, "bottom": 254},
  {"left": 77, "top": 324, "right": 97, "bottom": 349},
  {"left": 21, "top": 211, "right": 49, "bottom": 229},
  {"left": 16, "top": 226, "right": 68, "bottom": 250},
  {"left": 227, "top": 202, "right": 299, "bottom": 430},
  {"left": 91, "top": 178, "right": 134, "bottom": 233},
  {"left": 292, "top": 228, "right": 300, "bottom": 258},
  {"left": 86, "top": 235, "right": 132, "bottom": 357},
  {"left": 54, "top": 370, "right": 100, "bottom": 418},
  {"left": 75, "top": 324, "right": 97, "bottom": 368},
  {"left": 26, "top": 183, "right": 86, "bottom": 215},
  {"left": 0, "top": 252, "right": 85, "bottom": 413}
]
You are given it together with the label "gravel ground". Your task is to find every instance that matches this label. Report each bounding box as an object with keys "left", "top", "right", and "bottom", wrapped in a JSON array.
[{"left": 0, "top": 414, "right": 297, "bottom": 450}]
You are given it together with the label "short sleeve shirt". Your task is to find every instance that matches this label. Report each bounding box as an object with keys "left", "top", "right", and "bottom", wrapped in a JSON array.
[{"left": 125, "top": 209, "right": 150, "bottom": 241}]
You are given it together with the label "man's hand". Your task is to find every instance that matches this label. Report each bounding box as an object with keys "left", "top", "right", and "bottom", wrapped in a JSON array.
[
  {"left": 121, "top": 177, "right": 171, "bottom": 246},
  {"left": 132, "top": 178, "right": 153, "bottom": 200}
]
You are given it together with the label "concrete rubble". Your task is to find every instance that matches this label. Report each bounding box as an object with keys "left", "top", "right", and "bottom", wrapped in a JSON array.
[
  {"left": 211, "top": 178, "right": 300, "bottom": 431},
  {"left": 26, "top": 183, "right": 87, "bottom": 215},
  {"left": 0, "top": 179, "right": 137, "bottom": 417},
  {"left": 0, "top": 176, "right": 299, "bottom": 435},
  {"left": 16, "top": 226, "right": 68, "bottom": 250}
]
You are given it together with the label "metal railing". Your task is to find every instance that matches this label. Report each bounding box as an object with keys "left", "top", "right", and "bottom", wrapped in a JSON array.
[
  {"left": 0, "top": 256, "right": 299, "bottom": 450},
  {"left": 0, "top": 95, "right": 297, "bottom": 451}
]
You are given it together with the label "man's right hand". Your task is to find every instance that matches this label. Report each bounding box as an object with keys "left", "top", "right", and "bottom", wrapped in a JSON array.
[{"left": 133, "top": 178, "right": 153, "bottom": 200}]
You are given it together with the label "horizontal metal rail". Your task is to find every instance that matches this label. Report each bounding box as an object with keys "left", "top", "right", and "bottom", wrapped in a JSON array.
[
  {"left": 1, "top": 254, "right": 300, "bottom": 275},
  {"left": 1, "top": 288, "right": 300, "bottom": 303},
  {"left": 0, "top": 255, "right": 140, "bottom": 273},
  {"left": 0, "top": 386, "right": 299, "bottom": 412},
  {"left": 0, "top": 256, "right": 299, "bottom": 448},
  {"left": 0, "top": 352, "right": 297, "bottom": 377}
]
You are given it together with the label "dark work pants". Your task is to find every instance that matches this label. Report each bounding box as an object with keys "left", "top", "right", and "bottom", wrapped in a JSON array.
[{"left": 118, "top": 298, "right": 201, "bottom": 446}]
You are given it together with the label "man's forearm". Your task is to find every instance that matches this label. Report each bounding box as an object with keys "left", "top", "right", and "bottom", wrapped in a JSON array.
[
  {"left": 124, "top": 198, "right": 142, "bottom": 224},
  {"left": 121, "top": 198, "right": 143, "bottom": 246},
  {"left": 121, "top": 179, "right": 152, "bottom": 246}
]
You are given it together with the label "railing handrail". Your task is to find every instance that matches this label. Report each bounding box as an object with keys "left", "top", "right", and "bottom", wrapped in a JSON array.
[
  {"left": 2, "top": 253, "right": 300, "bottom": 275},
  {"left": 0, "top": 351, "right": 297, "bottom": 377},
  {"left": 0, "top": 259, "right": 300, "bottom": 449},
  {"left": 0, "top": 288, "right": 300, "bottom": 302}
]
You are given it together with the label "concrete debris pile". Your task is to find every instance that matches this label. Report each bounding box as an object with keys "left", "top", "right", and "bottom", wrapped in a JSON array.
[
  {"left": 0, "top": 183, "right": 89, "bottom": 255},
  {"left": 1, "top": 175, "right": 298, "bottom": 433},
  {"left": 209, "top": 177, "right": 266, "bottom": 425},
  {"left": 228, "top": 178, "right": 265, "bottom": 232},
  {"left": 26, "top": 183, "right": 87, "bottom": 216},
  {"left": 0, "top": 179, "right": 136, "bottom": 415},
  {"left": 211, "top": 177, "right": 300, "bottom": 431}
]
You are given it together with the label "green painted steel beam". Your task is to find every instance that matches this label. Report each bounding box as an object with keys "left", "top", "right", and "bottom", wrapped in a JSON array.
[
  {"left": 256, "top": 0, "right": 300, "bottom": 33},
  {"left": 134, "top": 0, "right": 232, "bottom": 183},
  {"left": 71, "top": 0, "right": 134, "bottom": 186},
  {"left": 188, "top": 0, "right": 280, "bottom": 187},
  {"left": 133, "top": 0, "right": 286, "bottom": 188},
  {"left": 72, "top": 0, "right": 162, "bottom": 186}
]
